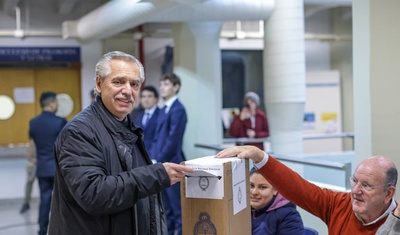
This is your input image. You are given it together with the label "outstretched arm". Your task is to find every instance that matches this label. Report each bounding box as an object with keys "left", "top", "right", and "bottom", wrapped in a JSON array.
[{"left": 215, "top": 145, "right": 265, "bottom": 163}]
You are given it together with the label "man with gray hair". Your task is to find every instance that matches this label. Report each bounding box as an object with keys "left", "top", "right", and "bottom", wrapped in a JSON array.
[
  {"left": 216, "top": 145, "right": 398, "bottom": 234},
  {"left": 48, "top": 51, "right": 193, "bottom": 235}
]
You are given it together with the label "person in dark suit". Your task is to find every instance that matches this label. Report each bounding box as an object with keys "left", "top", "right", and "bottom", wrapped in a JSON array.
[
  {"left": 150, "top": 73, "right": 187, "bottom": 235},
  {"left": 133, "top": 86, "right": 160, "bottom": 156},
  {"left": 29, "top": 91, "right": 67, "bottom": 235}
]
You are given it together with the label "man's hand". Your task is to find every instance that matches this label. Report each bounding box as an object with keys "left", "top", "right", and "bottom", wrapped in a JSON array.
[
  {"left": 215, "top": 145, "right": 264, "bottom": 164},
  {"left": 162, "top": 163, "right": 194, "bottom": 186}
]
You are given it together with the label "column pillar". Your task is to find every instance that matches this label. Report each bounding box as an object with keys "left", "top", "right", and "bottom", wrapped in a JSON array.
[
  {"left": 264, "top": 0, "right": 306, "bottom": 160},
  {"left": 172, "top": 22, "right": 223, "bottom": 159}
]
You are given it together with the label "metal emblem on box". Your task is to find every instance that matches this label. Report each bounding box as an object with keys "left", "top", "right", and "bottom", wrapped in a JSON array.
[{"left": 193, "top": 212, "right": 217, "bottom": 235}]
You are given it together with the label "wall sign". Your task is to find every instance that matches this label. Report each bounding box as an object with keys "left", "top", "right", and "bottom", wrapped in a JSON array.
[{"left": 0, "top": 47, "right": 80, "bottom": 62}]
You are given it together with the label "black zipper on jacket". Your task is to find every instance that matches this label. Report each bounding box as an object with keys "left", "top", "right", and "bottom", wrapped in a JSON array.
[{"left": 134, "top": 204, "right": 138, "bottom": 234}]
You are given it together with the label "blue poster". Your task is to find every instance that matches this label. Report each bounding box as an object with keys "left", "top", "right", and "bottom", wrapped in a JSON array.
[
  {"left": 303, "top": 112, "right": 316, "bottom": 130},
  {"left": 0, "top": 47, "right": 80, "bottom": 62}
]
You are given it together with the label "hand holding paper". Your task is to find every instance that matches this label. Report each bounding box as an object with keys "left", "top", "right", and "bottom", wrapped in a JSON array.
[{"left": 163, "top": 163, "right": 194, "bottom": 186}]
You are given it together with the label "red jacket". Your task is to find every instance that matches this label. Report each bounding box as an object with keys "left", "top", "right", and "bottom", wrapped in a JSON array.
[
  {"left": 229, "top": 109, "right": 269, "bottom": 150},
  {"left": 258, "top": 157, "right": 392, "bottom": 235}
]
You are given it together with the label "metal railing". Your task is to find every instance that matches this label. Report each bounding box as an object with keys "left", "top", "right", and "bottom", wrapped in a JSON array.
[
  {"left": 223, "top": 131, "right": 354, "bottom": 145},
  {"left": 222, "top": 137, "right": 270, "bottom": 145},
  {"left": 303, "top": 132, "right": 354, "bottom": 140},
  {"left": 194, "top": 143, "right": 352, "bottom": 191}
]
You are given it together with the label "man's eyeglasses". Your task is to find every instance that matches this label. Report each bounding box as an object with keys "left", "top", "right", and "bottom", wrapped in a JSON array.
[{"left": 349, "top": 176, "right": 386, "bottom": 192}]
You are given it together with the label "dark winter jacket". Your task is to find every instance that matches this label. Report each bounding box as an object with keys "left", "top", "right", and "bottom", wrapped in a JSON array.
[
  {"left": 48, "top": 97, "right": 169, "bottom": 235},
  {"left": 252, "top": 193, "right": 304, "bottom": 235}
]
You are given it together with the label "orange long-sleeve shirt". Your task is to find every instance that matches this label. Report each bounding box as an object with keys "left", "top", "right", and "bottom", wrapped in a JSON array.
[{"left": 258, "top": 157, "right": 390, "bottom": 235}]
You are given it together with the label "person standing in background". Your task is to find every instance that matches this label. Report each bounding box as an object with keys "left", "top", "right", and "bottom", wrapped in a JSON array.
[
  {"left": 133, "top": 85, "right": 160, "bottom": 155},
  {"left": 29, "top": 91, "right": 67, "bottom": 235},
  {"left": 229, "top": 91, "right": 269, "bottom": 150},
  {"left": 150, "top": 73, "right": 187, "bottom": 235},
  {"left": 19, "top": 138, "right": 37, "bottom": 214}
]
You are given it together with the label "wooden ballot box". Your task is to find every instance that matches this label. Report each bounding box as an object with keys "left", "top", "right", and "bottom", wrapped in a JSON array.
[{"left": 181, "top": 157, "right": 250, "bottom": 235}]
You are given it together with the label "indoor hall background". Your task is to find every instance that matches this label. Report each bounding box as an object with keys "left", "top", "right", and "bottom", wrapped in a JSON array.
[
  {"left": 0, "top": 67, "right": 81, "bottom": 145},
  {"left": 0, "top": 66, "right": 81, "bottom": 234},
  {"left": 0, "top": 1, "right": 357, "bottom": 235}
]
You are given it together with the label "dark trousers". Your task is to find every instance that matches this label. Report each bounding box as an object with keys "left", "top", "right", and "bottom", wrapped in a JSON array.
[
  {"left": 162, "top": 182, "right": 182, "bottom": 235},
  {"left": 38, "top": 177, "right": 54, "bottom": 235}
]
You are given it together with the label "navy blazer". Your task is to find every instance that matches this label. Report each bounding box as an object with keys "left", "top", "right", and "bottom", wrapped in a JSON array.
[
  {"left": 134, "top": 107, "right": 160, "bottom": 153},
  {"left": 150, "top": 99, "right": 187, "bottom": 163},
  {"left": 29, "top": 111, "right": 67, "bottom": 177}
]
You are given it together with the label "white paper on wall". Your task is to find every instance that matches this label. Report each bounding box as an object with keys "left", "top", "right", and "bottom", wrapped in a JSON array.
[{"left": 13, "top": 87, "right": 34, "bottom": 103}]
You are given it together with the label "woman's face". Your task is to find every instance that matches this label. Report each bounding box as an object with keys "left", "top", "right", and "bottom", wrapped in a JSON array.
[
  {"left": 250, "top": 172, "right": 277, "bottom": 210},
  {"left": 245, "top": 98, "right": 257, "bottom": 114}
]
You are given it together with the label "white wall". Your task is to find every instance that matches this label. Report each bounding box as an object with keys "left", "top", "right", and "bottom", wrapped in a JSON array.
[
  {"left": 304, "top": 71, "right": 343, "bottom": 153},
  {"left": 306, "top": 40, "right": 331, "bottom": 71},
  {"left": 80, "top": 42, "right": 102, "bottom": 108},
  {"left": 143, "top": 37, "right": 173, "bottom": 99}
]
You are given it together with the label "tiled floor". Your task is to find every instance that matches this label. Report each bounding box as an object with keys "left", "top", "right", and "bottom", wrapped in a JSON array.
[
  {"left": 0, "top": 198, "right": 39, "bottom": 235},
  {"left": 0, "top": 146, "right": 40, "bottom": 235}
]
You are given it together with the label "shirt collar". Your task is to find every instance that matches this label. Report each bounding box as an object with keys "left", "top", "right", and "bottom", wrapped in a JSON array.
[
  {"left": 356, "top": 198, "right": 397, "bottom": 226},
  {"left": 145, "top": 105, "right": 157, "bottom": 116},
  {"left": 163, "top": 95, "right": 178, "bottom": 113}
]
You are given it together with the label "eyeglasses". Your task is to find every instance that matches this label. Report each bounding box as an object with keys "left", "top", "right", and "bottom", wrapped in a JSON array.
[{"left": 349, "top": 176, "right": 386, "bottom": 192}]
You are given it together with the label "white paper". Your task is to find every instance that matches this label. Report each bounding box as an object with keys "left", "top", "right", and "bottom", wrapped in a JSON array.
[
  {"left": 13, "top": 87, "right": 35, "bottom": 103},
  {"left": 232, "top": 158, "right": 247, "bottom": 214},
  {"left": 185, "top": 156, "right": 226, "bottom": 199}
]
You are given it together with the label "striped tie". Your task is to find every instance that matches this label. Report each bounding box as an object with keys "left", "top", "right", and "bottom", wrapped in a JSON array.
[{"left": 143, "top": 112, "right": 150, "bottom": 127}]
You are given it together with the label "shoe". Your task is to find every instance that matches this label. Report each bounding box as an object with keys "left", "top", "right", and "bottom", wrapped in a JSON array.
[{"left": 20, "top": 203, "right": 30, "bottom": 214}]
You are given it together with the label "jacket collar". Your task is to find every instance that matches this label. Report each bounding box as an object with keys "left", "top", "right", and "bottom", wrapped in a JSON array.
[
  {"left": 252, "top": 193, "right": 292, "bottom": 217},
  {"left": 92, "top": 96, "right": 143, "bottom": 142}
]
